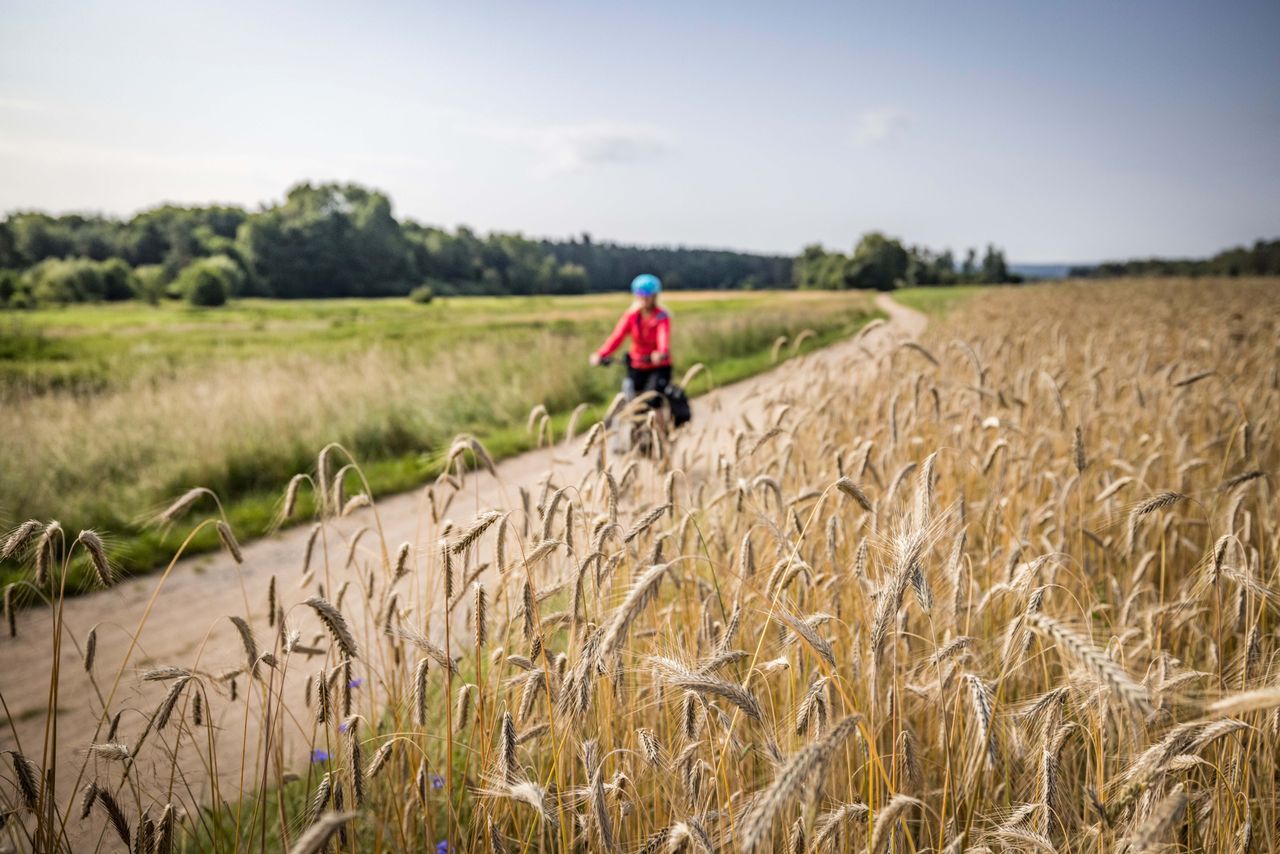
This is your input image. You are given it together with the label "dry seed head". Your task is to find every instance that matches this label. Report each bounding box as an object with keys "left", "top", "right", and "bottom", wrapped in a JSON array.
[
  {"left": 1221, "top": 469, "right": 1264, "bottom": 491},
  {"left": 1133, "top": 490, "right": 1186, "bottom": 516},
  {"left": 835, "top": 477, "right": 874, "bottom": 513},
  {"left": 776, "top": 609, "right": 836, "bottom": 667},
  {"left": 453, "top": 510, "right": 504, "bottom": 554},
  {"left": 282, "top": 473, "right": 306, "bottom": 519},
  {"left": 868, "top": 794, "right": 921, "bottom": 854},
  {"left": 598, "top": 563, "right": 669, "bottom": 662},
  {"left": 649, "top": 656, "right": 764, "bottom": 724},
  {"left": 34, "top": 519, "right": 61, "bottom": 585},
  {"left": 315, "top": 668, "right": 331, "bottom": 723},
  {"left": 217, "top": 521, "right": 243, "bottom": 563},
  {"left": 474, "top": 582, "right": 487, "bottom": 647},
  {"left": 637, "top": 728, "right": 661, "bottom": 767},
  {"left": 154, "top": 675, "right": 192, "bottom": 731},
  {"left": 787, "top": 819, "right": 805, "bottom": 854},
  {"left": 394, "top": 626, "right": 459, "bottom": 674},
  {"left": 739, "top": 715, "right": 860, "bottom": 854},
  {"left": 289, "top": 811, "right": 360, "bottom": 854},
  {"left": 157, "top": 488, "right": 206, "bottom": 524},
  {"left": 342, "top": 493, "right": 370, "bottom": 517},
  {"left": 305, "top": 597, "right": 359, "bottom": 659},
  {"left": 624, "top": 503, "right": 671, "bottom": 544},
  {"left": 1127, "top": 783, "right": 1187, "bottom": 852},
  {"left": 964, "top": 673, "right": 997, "bottom": 767},
  {"left": 499, "top": 711, "right": 518, "bottom": 783},
  {"left": 94, "top": 786, "right": 132, "bottom": 847},
  {"left": 83, "top": 625, "right": 97, "bottom": 672},
  {"left": 1025, "top": 612, "right": 1152, "bottom": 715},
  {"left": 500, "top": 780, "right": 558, "bottom": 828},
  {"left": 392, "top": 541, "right": 411, "bottom": 580},
  {"left": 1, "top": 519, "right": 41, "bottom": 561},
  {"left": 79, "top": 781, "right": 98, "bottom": 820},
  {"left": 8, "top": 751, "right": 40, "bottom": 809},
  {"left": 89, "top": 742, "right": 132, "bottom": 761},
  {"left": 228, "top": 615, "right": 259, "bottom": 676},
  {"left": 813, "top": 802, "right": 869, "bottom": 851},
  {"left": 309, "top": 772, "right": 332, "bottom": 823},
  {"left": 302, "top": 522, "right": 321, "bottom": 575},
  {"left": 581, "top": 421, "right": 605, "bottom": 457},
  {"left": 366, "top": 740, "right": 395, "bottom": 780},
  {"left": 455, "top": 682, "right": 474, "bottom": 730},
  {"left": 440, "top": 538, "right": 454, "bottom": 600}
]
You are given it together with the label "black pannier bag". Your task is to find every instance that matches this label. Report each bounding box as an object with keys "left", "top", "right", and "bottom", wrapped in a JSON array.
[{"left": 664, "top": 382, "right": 692, "bottom": 426}]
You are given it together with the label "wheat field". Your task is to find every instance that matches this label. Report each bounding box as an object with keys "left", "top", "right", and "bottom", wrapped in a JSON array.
[{"left": 2, "top": 278, "right": 1278, "bottom": 853}]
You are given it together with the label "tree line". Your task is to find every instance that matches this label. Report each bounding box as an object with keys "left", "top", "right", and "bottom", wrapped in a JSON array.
[
  {"left": 0, "top": 182, "right": 791, "bottom": 307},
  {"left": 0, "top": 181, "right": 1014, "bottom": 308},
  {"left": 793, "top": 233, "right": 1020, "bottom": 290},
  {"left": 4, "top": 180, "right": 1276, "bottom": 309},
  {"left": 1067, "top": 239, "right": 1280, "bottom": 279}
]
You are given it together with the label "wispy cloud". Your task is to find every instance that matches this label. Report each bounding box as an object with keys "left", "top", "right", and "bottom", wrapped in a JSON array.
[
  {"left": 852, "top": 108, "right": 910, "bottom": 146},
  {"left": 543, "top": 123, "right": 671, "bottom": 171},
  {"left": 484, "top": 121, "right": 673, "bottom": 175}
]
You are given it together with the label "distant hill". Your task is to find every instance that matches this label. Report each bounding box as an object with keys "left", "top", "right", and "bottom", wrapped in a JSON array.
[
  {"left": 1010, "top": 264, "right": 1074, "bottom": 280},
  {"left": 1066, "top": 239, "right": 1279, "bottom": 279}
]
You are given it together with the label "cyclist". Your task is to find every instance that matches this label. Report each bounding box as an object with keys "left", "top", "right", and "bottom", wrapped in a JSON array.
[{"left": 589, "top": 274, "right": 672, "bottom": 411}]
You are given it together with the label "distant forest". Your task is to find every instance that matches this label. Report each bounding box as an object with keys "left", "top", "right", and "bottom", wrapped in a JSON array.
[
  {"left": 0, "top": 182, "right": 790, "bottom": 307},
  {"left": 1068, "top": 239, "right": 1280, "bottom": 279},
  {"left": 4, "top": 180, "right": 1269, "bottom": 309}
]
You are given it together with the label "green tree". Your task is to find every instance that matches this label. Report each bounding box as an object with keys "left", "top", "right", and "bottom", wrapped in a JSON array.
[
  {"left": 100, "top": 258, "right": 138, "bottom": 301},
  {"left": 980, "top": 244, "right": 1009, "bottom": 283},
  {"left": 0, "top": 269, "right": 18, "bottom": 306},
  {"left": 174, "top": 255, "right": 243, "bottom": 306},
  {"left": 556, "top": 262, "right": 589, "bottom": 294},
  {"left": 134, "top": 265, "right": 169, "bottom": 304},
  {"left": 238, "top": 183, "right": 415, "bottom": 298},
  {"left": 845, "top": 232, "right": 909, "bottom": 291},
  {"left": 24, "top": 257, "right": 125, "bottom": 304}
]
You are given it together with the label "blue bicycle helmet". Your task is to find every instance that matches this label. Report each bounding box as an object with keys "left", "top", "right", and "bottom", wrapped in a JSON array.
[{"left": 630, "top": 273, "right": 661, "bottom": 296}]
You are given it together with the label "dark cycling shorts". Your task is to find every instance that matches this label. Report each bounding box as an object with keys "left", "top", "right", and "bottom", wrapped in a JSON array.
[{"left": 626, "top": 363, "right": 672, "bottom": 408}]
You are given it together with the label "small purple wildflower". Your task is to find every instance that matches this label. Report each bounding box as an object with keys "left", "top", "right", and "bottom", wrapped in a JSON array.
[
  {"left": 431, "top": 774, "right": 445, "bottom": 790},
  {"left": 436, "top": 841, "right": 452, "bottom": 854},
  {"left": 339, "top": 719, "right": 351, "bottom": 733},
  {"left": 310, "top": 749, "right": 329, "bottom": 763},
  {"left": 348, "top": 677, "right": 364, "bottom": 689}
]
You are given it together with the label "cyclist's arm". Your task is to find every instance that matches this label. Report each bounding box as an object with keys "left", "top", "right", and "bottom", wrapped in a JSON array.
[
  {"left": 596, "top": 312, "right": 632, "bottom": 360},
  {"left": 653, "top": 312, "right": 671, "bottom": 362}
]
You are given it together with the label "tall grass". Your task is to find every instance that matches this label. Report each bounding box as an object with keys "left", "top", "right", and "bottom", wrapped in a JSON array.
[
  {"left": 2, "top": 277, "right": 1278, "bottom": 852},
  {"left": 0, "top": 291, "right": 876, "bottom": 584}
]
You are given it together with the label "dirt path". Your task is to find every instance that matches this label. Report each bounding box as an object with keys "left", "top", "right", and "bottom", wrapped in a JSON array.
[{"left": 1, "top": 294, "right": 925, "bottom": 846}]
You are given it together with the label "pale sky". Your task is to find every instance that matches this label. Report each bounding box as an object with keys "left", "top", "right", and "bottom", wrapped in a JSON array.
[{"left": 2, "top": 0, "right": 1277, "bottom": 262}]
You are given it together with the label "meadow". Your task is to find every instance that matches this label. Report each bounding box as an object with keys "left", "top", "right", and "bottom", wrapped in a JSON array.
[
  {"left": 3, "top": 277, "right": 1277, "bottom": 853},
  {"left": 0, "top": 290, "right": 878, "bottom": 587}
]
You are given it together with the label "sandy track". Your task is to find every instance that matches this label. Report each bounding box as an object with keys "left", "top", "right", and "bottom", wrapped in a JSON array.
[{"left": 0, "top": 294, "right": 925, "bottom": 845}]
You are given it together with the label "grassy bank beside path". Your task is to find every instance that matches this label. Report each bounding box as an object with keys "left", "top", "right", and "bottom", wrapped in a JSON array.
[{"left": 1, "top": 290, "right": 880, "bottom": 590}]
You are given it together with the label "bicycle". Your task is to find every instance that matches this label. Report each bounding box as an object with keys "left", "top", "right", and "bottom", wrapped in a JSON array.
[{"left": 596, "top": 356, "right": 678, "bottom": 458}]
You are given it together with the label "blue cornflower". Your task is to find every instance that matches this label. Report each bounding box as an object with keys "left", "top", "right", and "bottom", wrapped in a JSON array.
[
  {"left": 348, "top": 677, "right": 364, "bottom": 689},
  {"left": 310, "top": 749, "right": 329, "bottom": 763},
  {"left": 431, "top": 774, "right": 445, "bottom": 790},
  {"left": 436, "top": 841, "right": 452, "bottom": 854}
]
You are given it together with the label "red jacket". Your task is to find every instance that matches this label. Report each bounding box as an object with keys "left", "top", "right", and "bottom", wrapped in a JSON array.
[{"left": 596, "top": 306, "right": 671, "bottom": 368}]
